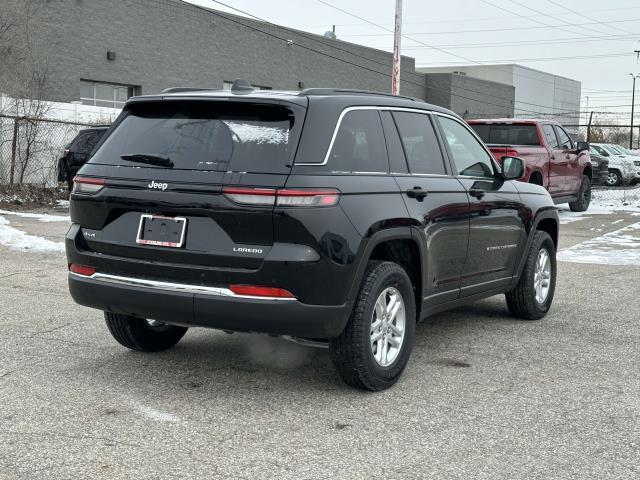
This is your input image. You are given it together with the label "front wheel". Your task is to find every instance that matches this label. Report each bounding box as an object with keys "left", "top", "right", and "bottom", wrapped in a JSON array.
[
  {"left": 104, "top": 312, "right": 188, "bottom": 352},
  {"left": 506, "top": 231, "right": 557, "bottom": 320},
  {"left": 330, "top": 261, "right": 416, "bottom": 391},
  {"left": 607, "top": 169, "right": 622, "bottom": 187},
  {"left": 568, "top": 175, "right": 591, "bottom": 212}
]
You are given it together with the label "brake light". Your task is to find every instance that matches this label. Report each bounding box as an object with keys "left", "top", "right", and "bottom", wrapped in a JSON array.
[
  {"left": 222, "top": 187, "right": 340, "bottom": 207},
  {"left": 73, "top": 176, "right": 105, "bottom": 194},
  {"left": 69, "top": 263, "right": 96, "bottom": 276},
  {"left": 276, "top": 188, "right": 340, "bottom": 207},
  {"left": 229, "top": 284, "right": 296, "bottom": 299},
  {"left": 222, "top": 187, "right": 276, "bottom": 206},
  {"left": 63, "top": 149, "right": 70, "bottom": 158}
]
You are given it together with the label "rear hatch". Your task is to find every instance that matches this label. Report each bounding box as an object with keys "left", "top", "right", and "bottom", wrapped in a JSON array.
[{"left": 71, "top": 97, "right": 306, "bottom": 272}]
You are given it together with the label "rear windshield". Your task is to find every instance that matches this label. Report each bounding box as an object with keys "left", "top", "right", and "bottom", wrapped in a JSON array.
[
  {"left": 89, "top": 101, "right": 299, "bottom": 173},
  {"left": 469, "top": 124, "right": 540, "bottom": 146},
  {"left": 70, "top": 129, "right": 106, "bottom": 153}
]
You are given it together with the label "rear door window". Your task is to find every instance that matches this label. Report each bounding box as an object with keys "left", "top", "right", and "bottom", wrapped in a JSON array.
[
  {"left": 469, "top": 124, "right": 540, "bottom": 146},
  {"left": 542, "top": 124, "right": 559, "bottom": 149},
  {"left": 89, "top": 101, "right": 300, "bottom": 173},
  {"left": 392, "top": 112, "right": 446, "bottom": 175},
  {"left": 327, "top": 110, "right": 388, "bottom": 172}
]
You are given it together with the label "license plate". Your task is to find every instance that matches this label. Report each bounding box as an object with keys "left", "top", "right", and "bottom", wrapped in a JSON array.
[{"left": 136, "top": 214, "right": 187, "bottom": 248}]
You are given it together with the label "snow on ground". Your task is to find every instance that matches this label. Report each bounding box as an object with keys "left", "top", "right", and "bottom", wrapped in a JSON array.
[
  {"left": 0, "top": 210, "right": 70, "bottom": 223},
  {"left": 0, "top": 216, "right": 65, "bottom": 253},
  {"left": 558, "top": 221, "right": 640, "bottom": 266},
  {"left": 557, "top": 187, "right": 640, "bottom": 224}
]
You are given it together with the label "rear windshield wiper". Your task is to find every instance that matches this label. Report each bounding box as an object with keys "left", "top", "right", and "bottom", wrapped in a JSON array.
[{"left": 120, "top": 153, "right": 173, "bottom": 168}]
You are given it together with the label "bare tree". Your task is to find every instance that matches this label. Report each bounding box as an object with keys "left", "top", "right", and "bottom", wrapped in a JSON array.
[{"left": 0, "top": 0, "right": 51, "bottom": 185}]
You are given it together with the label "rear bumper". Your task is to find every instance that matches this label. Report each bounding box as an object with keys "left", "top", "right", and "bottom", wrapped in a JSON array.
[{"left": 68, "top": 272, "right": 350, "bottom": 339}]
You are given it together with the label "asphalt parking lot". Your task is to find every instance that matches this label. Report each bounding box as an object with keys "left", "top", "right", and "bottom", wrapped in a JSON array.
[{"left": 0, "top": 207, "right": 638, "bottom": 479}]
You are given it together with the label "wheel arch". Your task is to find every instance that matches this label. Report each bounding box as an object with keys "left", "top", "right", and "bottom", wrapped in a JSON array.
[
  {"left": 513, "top": 209, "right": 559, "bottom": 285},
  {"left": 528, "top": 170, "right": 544, "bottom": 186},
  {"left": 347, "top": 227, "right": 423, "bottom": 321}
]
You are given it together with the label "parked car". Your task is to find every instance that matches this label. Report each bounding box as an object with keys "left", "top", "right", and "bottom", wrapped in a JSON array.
[
  {"left": 586, "top": 146, "right": 610, "bottom": 186},
  {"left": 57, "top": 126, "right": 109, "bottom": 190},
  {"left": 590, "top": 143, "right": 640, "bottom": 186},
  {"left": 66, "top": 83, "right": 559, "bottom": 391},
  {"left": 467, "top": 119, "right": 592, "bottom": 212}
]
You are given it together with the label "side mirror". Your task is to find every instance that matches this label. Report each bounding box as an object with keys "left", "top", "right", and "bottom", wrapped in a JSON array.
[
  {"left": 501, "top": 156, "right": 525, "bottom": 180},
  {"left": 576, "top": 141, "right": 589, "bottom": 152}
]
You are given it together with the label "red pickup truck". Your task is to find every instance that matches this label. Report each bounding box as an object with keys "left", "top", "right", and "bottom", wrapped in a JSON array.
[{"left": 468, "top": 119, "right": 592, "bottom": 212}]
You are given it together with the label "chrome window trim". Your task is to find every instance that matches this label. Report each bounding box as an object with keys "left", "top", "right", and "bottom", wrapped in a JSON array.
[
  {"left": 295, "top": 105, "right": 433, "bottom": 166},
  {"left": 69, "top": 272, "right": 297, "bottom": 301},
  {"left": 431, "top": 111, "right": 502, "bottom": 178}
]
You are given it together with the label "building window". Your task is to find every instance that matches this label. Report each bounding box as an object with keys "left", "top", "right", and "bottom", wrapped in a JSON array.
[
  {"left": 80, "top": 80, "right": 136, "bottom": 108},
  {"left": 223, "top": 81, "right": 271, "bottom": 91}
]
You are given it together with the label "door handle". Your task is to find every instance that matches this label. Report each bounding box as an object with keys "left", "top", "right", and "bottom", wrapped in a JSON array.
[
  {"left": 406, "top": 186, "right": 428, "bottom": 201},
  {"left": 469, "top": 188, "right": 485, "bottom": 199}
]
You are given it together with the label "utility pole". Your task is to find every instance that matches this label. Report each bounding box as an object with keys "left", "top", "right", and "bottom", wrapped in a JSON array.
[
  {"left": 630, "top": 73, "right": 639, "bottom": 149},
  {"left": 391, "top": 0, "right": 403, "bottom": 95},
  {"left": 587, "top": 111, "right": 593, "bottom": 143}
]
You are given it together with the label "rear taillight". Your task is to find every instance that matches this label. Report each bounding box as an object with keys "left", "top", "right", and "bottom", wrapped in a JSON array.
[
  {"left": 229, "top": 284, "right": 296, "bottom": 299},
  {"left": 222, "top": 187, "right": 276, "bottom": 206},
  {"left": 276, "top": 189, "right": 340, "bottom": 207},
  {"left": 222, "top": 187, "right": 340, "bottom": 207},
  {"left": 63, "top": 149, "right": 70, "bottom": 158},
  {"left": 69, "top": 263, "right": 96, "bottom": 276},
  {"left": 73, "top": 176, "right": 105, "bottom": 194}
]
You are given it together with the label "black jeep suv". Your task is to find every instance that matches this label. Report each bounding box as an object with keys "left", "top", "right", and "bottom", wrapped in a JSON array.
[{"left": 66, "top": 83, "right": 559, "bottom": 391}]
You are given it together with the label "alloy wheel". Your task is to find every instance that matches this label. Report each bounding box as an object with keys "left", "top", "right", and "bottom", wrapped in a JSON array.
[
  {"left": 533, "top": 248, "right": 552, "bottom": 304},
  {"left": 370, "top": 287, "right": 406, "bottom": 367}
]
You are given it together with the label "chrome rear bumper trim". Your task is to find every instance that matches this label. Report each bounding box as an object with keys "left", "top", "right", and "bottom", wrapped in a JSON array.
[{"left": 69, "top": 272, "right": 297, "bottom": 301}]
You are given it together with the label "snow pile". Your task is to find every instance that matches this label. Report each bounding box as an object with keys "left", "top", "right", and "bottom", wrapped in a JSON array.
[
  {"left": 0, "top": 216, "right": 65, "bottom": 253},
  {"left": 0, "top": 210, "right": 70, "bottom": 223},
  {"left": 558, "top": 221, "right": 640, "bottom": 266}
]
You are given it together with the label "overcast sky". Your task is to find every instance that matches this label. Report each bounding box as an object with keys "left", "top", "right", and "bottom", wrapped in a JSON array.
[{"left": 186, "top": 0, "right": 640, "bottom": 116}]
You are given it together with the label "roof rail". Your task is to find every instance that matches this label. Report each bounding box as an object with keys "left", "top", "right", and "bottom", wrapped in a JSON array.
[
  {"left": 299, "top": 88, "right": 417, "bottom": 101},
  {"left": 161, "top": 87, "right": 218, "bottom": 94}
]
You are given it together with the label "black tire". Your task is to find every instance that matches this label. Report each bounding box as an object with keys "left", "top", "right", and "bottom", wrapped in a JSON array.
[
  {"left": 329, "top": 261, "right": 416, "bottom": 391},
  {"left": 505, "top": 231, "right": 556, "bottom": 320},
  {"left": 104, "top": 312, "right": 188, "bottom": 352},
  {"left": 568, "top": 175, "right": 591, "bottom": 212},
  {"left": 607, "top": 169, "right": 622, "bottom": 187}
]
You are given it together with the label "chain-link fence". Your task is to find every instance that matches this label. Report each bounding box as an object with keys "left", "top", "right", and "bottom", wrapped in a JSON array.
[{"left": 0, "top": 114, "right": 100, "bottom": 187}]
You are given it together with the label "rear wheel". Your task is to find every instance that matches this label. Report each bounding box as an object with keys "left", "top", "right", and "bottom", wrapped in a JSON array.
[
  {"left": 104, "top": 312, "right": 188, "bottom": 352},
  {"left": 568, "top": 175, "right": 591, "bottom": 212},
  {"left": 506, "top": 231, "right": 556, "bottom": 320},
  {"left": 329, "top": 261, "right": 416, "bottom": 391}
]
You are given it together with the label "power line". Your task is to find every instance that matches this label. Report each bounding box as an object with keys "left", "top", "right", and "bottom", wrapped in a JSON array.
[
  {"left": 402, "top": 33, "right": 638, "bottom": 51},
  {"left": 198, "top": 0, "right": 567, "bottom": 113},
  {"left": 498, "top": 0, "right": 610, "bottom": 38},
  {"left": 545, "top": 0, "right": 636, "bottom": 37},
  {"left": 337, "top": 17, "right": 640, "bottom": 37},
  {"left": 160, "top": 0, "right": 579, "bottom": 118},
  {"left": 298, "top": 5, "right": 640, "bottom": 29},
  {"left": 426, "top": 52, "right": 635, "bottom": 65}
]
